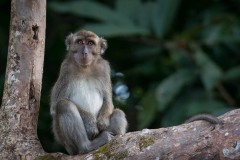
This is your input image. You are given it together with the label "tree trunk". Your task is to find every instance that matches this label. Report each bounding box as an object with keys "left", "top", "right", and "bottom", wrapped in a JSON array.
[{"left": 0, "top": 0, "right": 46, "bottom": 159}]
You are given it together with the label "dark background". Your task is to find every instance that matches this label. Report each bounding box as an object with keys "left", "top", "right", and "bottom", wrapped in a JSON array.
[{"left": 0, "top": 0, "right": 240, "bottom": 153}]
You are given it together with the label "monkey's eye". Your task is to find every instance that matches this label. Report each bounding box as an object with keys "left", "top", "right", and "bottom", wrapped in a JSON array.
[
  {"left": 76, "top": 39, "right": 84, "bottom": 44},
  {"left": 87, "top": 40, "right": 95, "bottom": 46}
]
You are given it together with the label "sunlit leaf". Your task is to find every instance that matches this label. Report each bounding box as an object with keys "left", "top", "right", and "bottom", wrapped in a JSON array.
[
  {"left": 49, "top": 1, "right": 132, "bottom": 25},
  {"left": 82, "top": 23, "right": 149, "bottom": 37},
  {"left": 156, "top": 69, "right": 196, "bottom": 111},
  {"left": 194, "top": 49, "right": 223, "bottom": 91},
  {"left": 152, "top": 0, "right": 181, "bottom": 38}
]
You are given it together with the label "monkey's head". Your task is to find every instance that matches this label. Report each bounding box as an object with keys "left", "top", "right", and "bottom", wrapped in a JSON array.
[{"left": 65, "top": 30, "right": 107, "bottom": 67}]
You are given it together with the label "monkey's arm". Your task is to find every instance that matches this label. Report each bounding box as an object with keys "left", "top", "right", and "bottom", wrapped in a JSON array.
[
  {"left": 50, "top": 61, "right": 71, "bottom": 115},
  {"left": 97, "top": 94, "right": 114, "bottom": 131},
  {"left": 97, "top": 61, "right": 114, "bottom": 131},
  {"left": 76, "top": 106, "right": 99, "bottom": 140}
]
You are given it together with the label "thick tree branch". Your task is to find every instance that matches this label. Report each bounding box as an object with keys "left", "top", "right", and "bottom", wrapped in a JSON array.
[{"left": 38, "top": 109, "right": 240, "bottom": 160}]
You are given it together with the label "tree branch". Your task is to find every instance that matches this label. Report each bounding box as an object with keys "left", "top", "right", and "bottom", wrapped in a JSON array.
[{"left": 38, "top": 109, "right": 240, "bottom": 160}]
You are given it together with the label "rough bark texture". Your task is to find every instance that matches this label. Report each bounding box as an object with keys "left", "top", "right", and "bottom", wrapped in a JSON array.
[
  {"left": 38, "top": 109, "right": 240, "bottom": 160},
  {"left": 0, "top": 0, "right": 46, "bottom": 159}
]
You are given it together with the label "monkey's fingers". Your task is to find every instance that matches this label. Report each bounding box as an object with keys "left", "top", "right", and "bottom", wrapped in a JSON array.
[
  {"left": 108, "top": 131, "right": 115, "bottom": 136},
  {"left": 87, "top": 127, "right": 99, "bottom": 140},
  {"left": 97, "top": 118, "right": 110, "bottom": 131}
]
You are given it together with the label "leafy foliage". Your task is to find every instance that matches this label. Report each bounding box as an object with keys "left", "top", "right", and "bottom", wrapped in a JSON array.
[
  {"left": 194, "top": 48, "right": 223, "bottom": 91},
  {"left": 1, "top": 0, "right": 240, "bottom": 153}
]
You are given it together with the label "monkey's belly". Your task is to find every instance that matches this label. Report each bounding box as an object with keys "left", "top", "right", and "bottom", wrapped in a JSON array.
[{"left": 70, "top": 79, "right": 103, "bottom": 117}]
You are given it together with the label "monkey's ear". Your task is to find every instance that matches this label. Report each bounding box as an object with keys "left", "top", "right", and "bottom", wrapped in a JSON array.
[
  {"left": 65, "top": 33, "right": 74, "bottom": 51},
  {"left": 100, "top": 37, "right": 108, "bottom": 54}
]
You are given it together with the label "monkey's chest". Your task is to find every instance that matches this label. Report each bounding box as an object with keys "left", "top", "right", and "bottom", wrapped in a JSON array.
[{"left": 70, "top": 79, "right": 103, "bottom": 117}]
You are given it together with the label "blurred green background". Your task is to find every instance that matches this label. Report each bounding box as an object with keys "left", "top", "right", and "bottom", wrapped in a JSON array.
[{"left": 1, "top": 0, "right": 240, "bottom": 153}]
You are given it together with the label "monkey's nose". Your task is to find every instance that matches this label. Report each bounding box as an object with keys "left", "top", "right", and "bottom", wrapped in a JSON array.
[{"left": 82, "top": 52, "right": 87, "bottom": 58}]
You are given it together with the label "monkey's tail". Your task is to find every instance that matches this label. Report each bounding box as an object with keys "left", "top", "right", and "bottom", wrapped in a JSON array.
[{"left": 185, "top": 114, "right": 222, "bottom": 125}]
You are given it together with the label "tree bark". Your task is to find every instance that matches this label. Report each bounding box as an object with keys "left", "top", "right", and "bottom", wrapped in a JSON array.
[
  {"left": 0, "top": 0, "right": 46, "bottom": 159},
  {"left": 40, "top": 109, "right": 240, "bottom": 160}
]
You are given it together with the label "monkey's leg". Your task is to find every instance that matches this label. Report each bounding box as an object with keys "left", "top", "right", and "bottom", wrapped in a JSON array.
[
  {"left": 108, "top": 109, "right": 127, "bottom": 135},
  {"left": 54, "top": 99, "right": 112, "bottom": 155},
  {"left": 77, "top": 107, "right": 99, "bottom": 140}
]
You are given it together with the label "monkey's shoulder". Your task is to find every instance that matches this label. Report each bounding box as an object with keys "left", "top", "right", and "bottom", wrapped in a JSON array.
[
  {"left": 91, "top": 58, "right": 111, "bottom": 76},
  {"left": 96, "top": 58, "right": 110, "bottom": 69}
]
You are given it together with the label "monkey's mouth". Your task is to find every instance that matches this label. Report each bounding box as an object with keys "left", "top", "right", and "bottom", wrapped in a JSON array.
[
  {"left": 74, "top": 53, "right": 92, "bottom": 66},
  {"left": 79, "top": 57, "right": 92, "bottom": 66}
]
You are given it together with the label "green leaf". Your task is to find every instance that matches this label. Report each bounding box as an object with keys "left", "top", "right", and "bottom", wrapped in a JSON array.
[
  {"left": 135, "top": 1, "right": 154, "bottom": 29},
  {"left": 152, "top": 0, "right": 181, "bottom": 38},
  {"left": 194, "top": 49, "right": 223, "bottom": 91},
  {"left": 161, "top": 96, "right": 189, "bottom": 127},
  {"left": 126, "top": 61, "right": 156, "bottom": 76},
  {"left": 200, "top": 14, "right": 240, "bottom": 44},
  {"left": 134, "top": 45, "right": 161, "bottom": 58},
  {"left": 49, "top": 1, "right": 132, "bottom": 25},
  {"left": 138, "top": 90, "right": 158, "bottom": 129},
  {"left": 161, "top": 91, "right": 229, "bottom": 127},
  {"left": 156, "top": 69, "right": 196, "bottom": 111},
  {"left": 185, "top": 99, "right": 228, "bottom": 116},
  {"left": 82, "top": 23, "right": 149, "bottom": 37},
  {"left": 201, "top": 24, "right": 223, "bottom": 44},
  {"left": 223, "top": 66, "right": 240, "bottom": 81},
  {"left": 116, "top": 0, "right": 141, "bottom": 19}
]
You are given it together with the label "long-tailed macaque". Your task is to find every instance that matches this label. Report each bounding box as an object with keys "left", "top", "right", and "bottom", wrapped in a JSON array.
[{"left": 50, "top": 30, "right": 127, "bottom": 155}]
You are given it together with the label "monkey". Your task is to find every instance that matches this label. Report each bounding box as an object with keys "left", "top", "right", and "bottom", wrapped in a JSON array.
[{"left": 50, "top": 30, "right": 128, "bottom": 155}]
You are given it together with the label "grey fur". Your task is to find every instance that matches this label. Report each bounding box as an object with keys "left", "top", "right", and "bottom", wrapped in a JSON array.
[
  {"left": 185, "top": 114, "right": 222, "bottom": 125},
  {"left": 50, "top": 30, "right": 127, "bottom": 155}
]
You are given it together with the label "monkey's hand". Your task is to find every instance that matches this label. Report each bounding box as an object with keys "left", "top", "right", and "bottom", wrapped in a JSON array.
[
  {"left": 97, "top": 116, "right": 110, "bottom": 132},
  {"left": 80, "top": 110, "right": 99, "bottom": 140},
  {"left": 84, "top": 119, "right": 99, "bottom": 140}
]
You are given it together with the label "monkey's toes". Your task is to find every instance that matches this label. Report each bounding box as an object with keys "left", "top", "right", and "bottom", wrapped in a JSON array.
[{"left": 102, "top": 131, "right": 113, "bottom": 142}]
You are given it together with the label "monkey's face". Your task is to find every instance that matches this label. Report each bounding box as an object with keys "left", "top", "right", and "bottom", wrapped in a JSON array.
[
  {"left": 73, "top": 37, "right": 96, "bottom": 66},
  {"left": 66, "top": 30, "right": 108, "bottom": 67}
]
